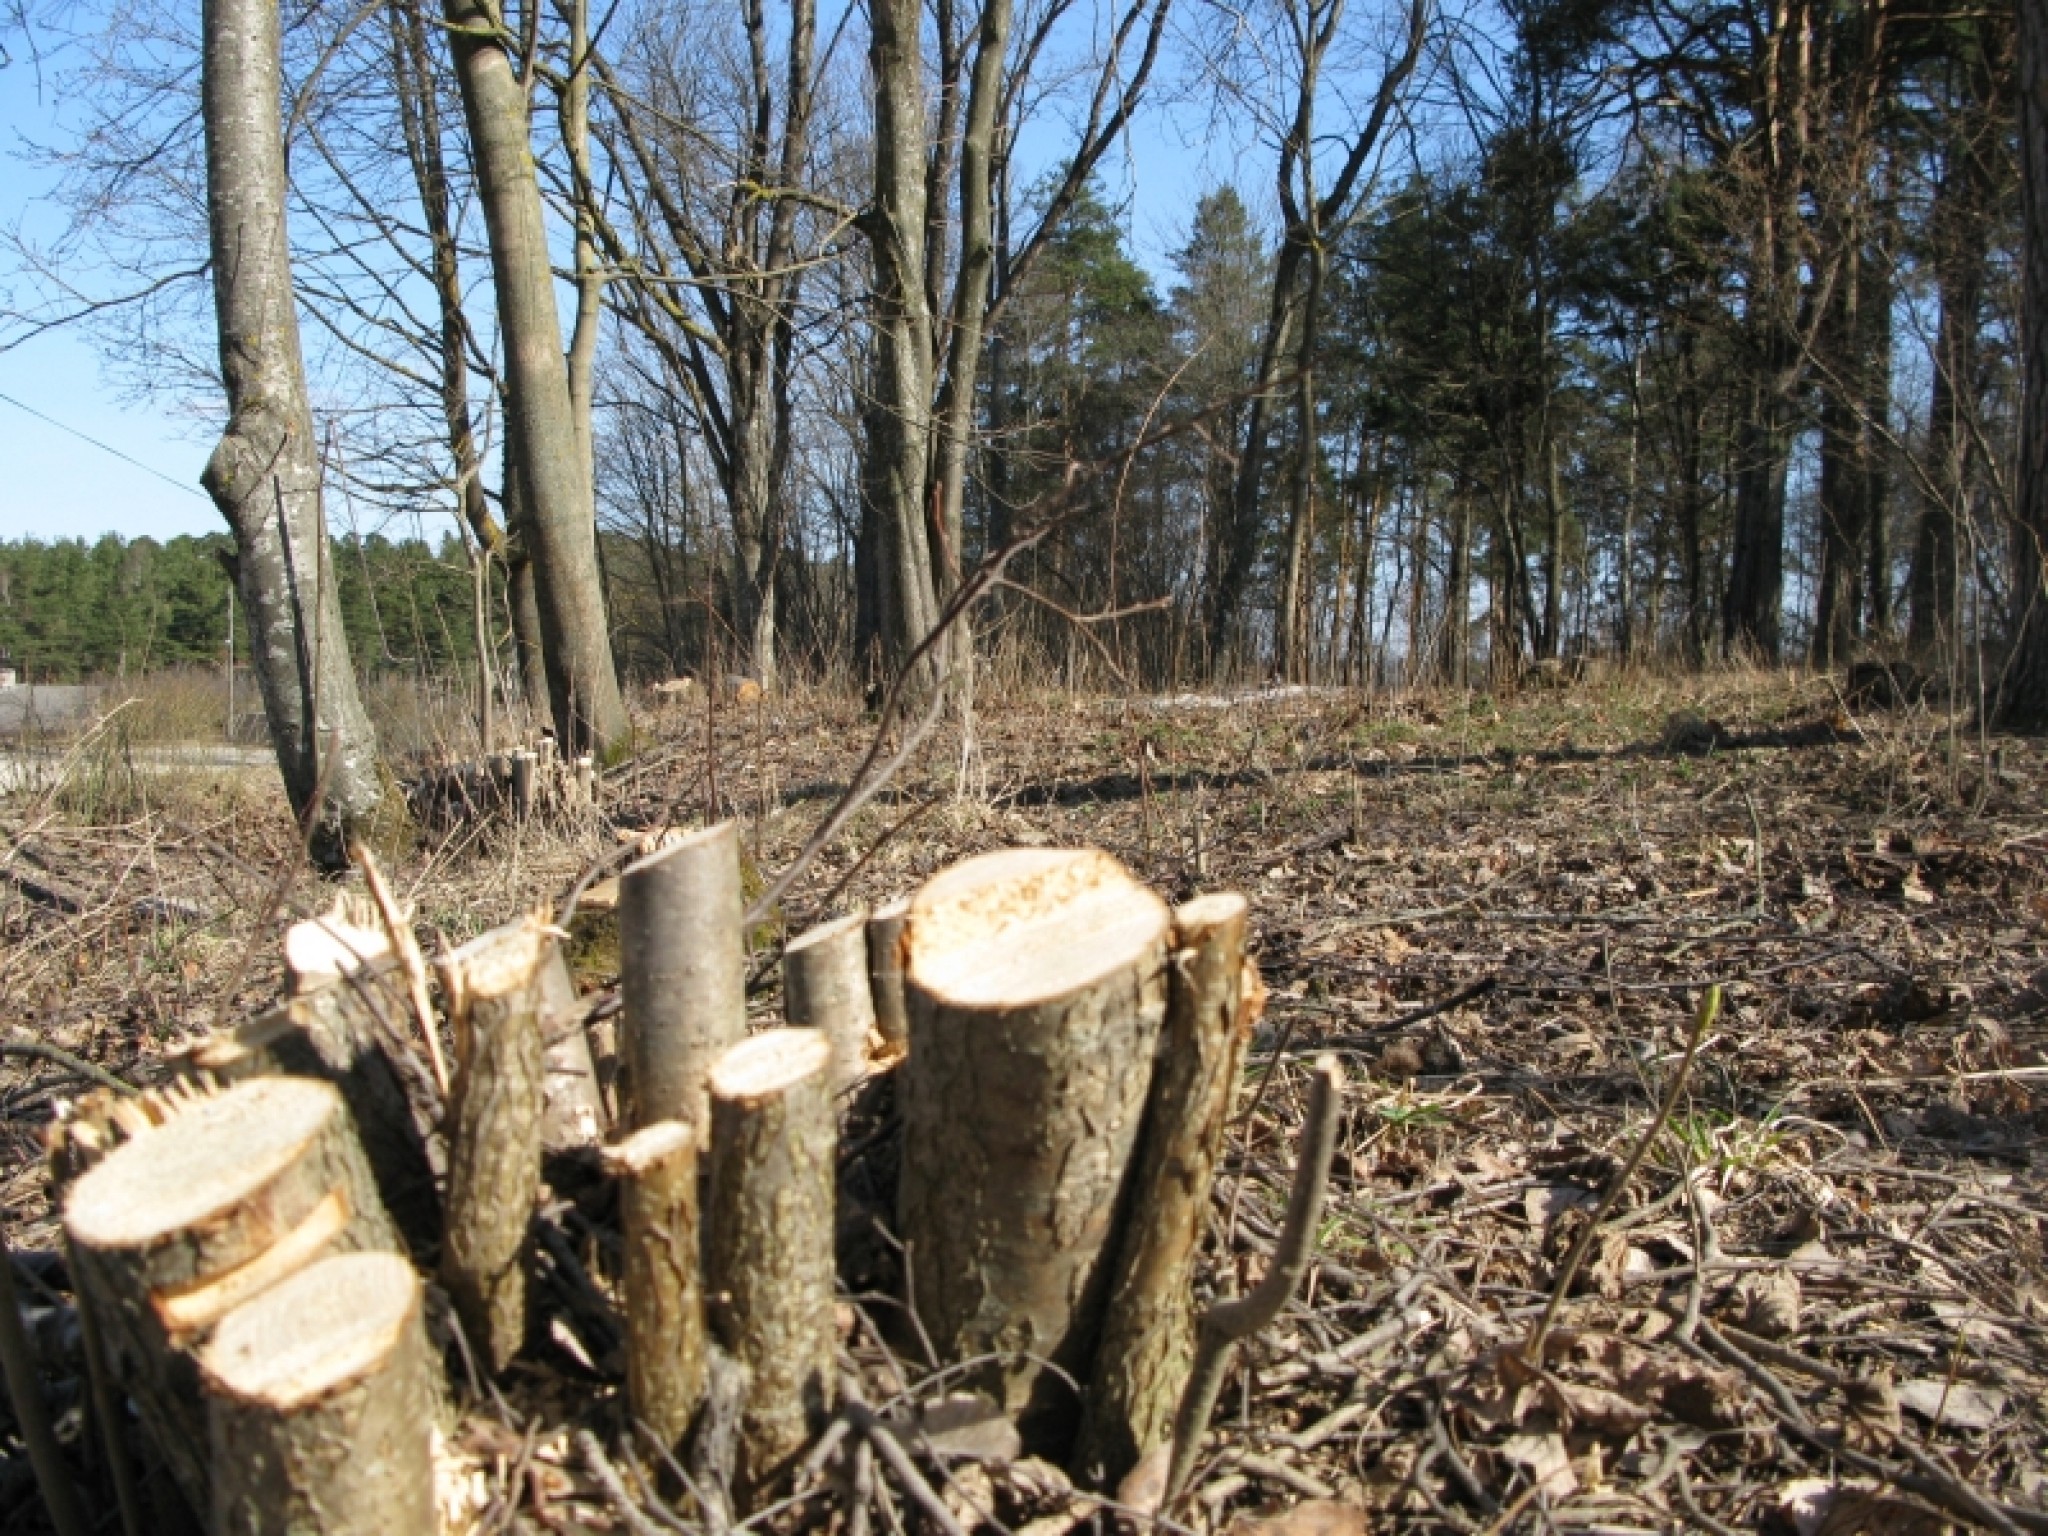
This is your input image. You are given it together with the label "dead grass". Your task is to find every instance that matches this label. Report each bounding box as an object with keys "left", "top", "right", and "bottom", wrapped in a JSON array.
[{"left": 2, "top": 662, "right": 2043, "bottom": 1533}]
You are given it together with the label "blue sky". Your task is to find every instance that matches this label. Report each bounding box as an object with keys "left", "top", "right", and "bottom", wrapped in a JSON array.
[
  {"left": 0, "top": 4, "right": 1286, "bottom": 548},
  {"left": 0, "top": 51, "right": 219, "bottom": 541}
]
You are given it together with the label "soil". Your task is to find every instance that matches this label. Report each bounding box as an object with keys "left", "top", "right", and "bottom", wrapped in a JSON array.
[{"left": 3, "top": 666, "right": 2044, "bottom": 1533}]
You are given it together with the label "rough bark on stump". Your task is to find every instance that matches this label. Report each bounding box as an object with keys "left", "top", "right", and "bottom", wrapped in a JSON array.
[
  {"left": 201, "top": 1252, "right": 439, "bottom": 1536},
  {"left": 1073, "top": 892, "right": 1252, "bottom": 1489},
  {"left": 619, "top": 822, "right": 745, "bottom": 1132},
  {"left": 865, "top": 896, "right": 911, "bottom": 1053},
  {"left": 62, "top": 1075, "right": 400, "bottom": 1512},
  {"left": 436, "top": 919, "right": 548, "bottom": 1374},
  {"left": 602, "top": 1121, "right": 705, "bottom": 1454},
  {"left": 897, "top": 848, "right": 1169, "bottom": 1454},
  {"left": 783, "top": 910, "right": 877, "bottom": 1096},
  {"left": 707, "top": 1029, "right": 837, "bottom": 1505}
]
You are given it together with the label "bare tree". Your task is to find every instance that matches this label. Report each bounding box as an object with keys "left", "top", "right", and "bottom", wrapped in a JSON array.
[
  {"left": 441, "top": 0, "right": 628, "bottom": 751},
  {"left": 200, "top": 0, "right": 388, "bottom": 866}
]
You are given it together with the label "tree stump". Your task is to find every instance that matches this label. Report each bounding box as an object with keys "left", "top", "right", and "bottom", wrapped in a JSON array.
[
  {"left": 536, "top": 941, "right": 607, "bottom": 1151},
  {"left": 436, "top": 918, "right": 548, "bottom": 1374},
  {"left": 200, "top": 1252, "right": 439, "bottom": 1536},
  {"left": 602, "top": 1121, "right": 705, "bottom": 1455},
  {"left": 619, "top": 822, "right": 746, "bottom": 1132},
  {"left": 62, "top": 1075, "right": 400, "bottom": 1511},
  {"left": 865, "top": 896, "right": 911, "bottom": 1053},
  {"left": 897, "top": 847, "right": 1169, "bottom": 1453},
  {"left": 193, "top": 975, "right": 442, "bottom": 1261},
  {"left": 1074, "top": 892, "right": 1253, "bottom": 1487},
  {"left": 707, "top": 1029, "right": 837, "bottom": 1504},
  {"left": 783, "top": 909, "right": 877, "bottom": 1096}
]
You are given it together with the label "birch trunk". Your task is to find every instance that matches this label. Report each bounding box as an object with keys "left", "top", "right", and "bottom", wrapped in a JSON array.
[{"left": 200, "top": 0, "right": 386, "bottom": 868}]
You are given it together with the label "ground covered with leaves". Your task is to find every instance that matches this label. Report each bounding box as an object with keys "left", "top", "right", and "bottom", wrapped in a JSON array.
[{"left": 3, "top": 667, "right": 2045, "bottom": 1533}]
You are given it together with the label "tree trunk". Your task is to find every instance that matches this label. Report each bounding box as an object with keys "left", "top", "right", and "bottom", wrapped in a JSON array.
[
  {"left": 442, "top": 0, "right": 627, "bottom": 754},
  {"left": 602, "top": 1122, "right": 705, "bottom": 1456},
  {"left": 201, "top": 1253, "right": 439, "bottom": 1536},
  {"left": 782, "top": 909, "right": 879, "bottom": 1097},
  {"left": 707, "top": 1030, "right": 838, "bottom": 1504},
  {"left": 1723, "top": 360, "right": 1793, "bottom": 662},
  {"left": 63, "top": 1076, "right": 401, "bottom": 1513},
  {"left": 199, "top": 0, "right": 386, "bottom": 869},
  {"left": 1073, "top": 892, "right": 1252, "bottom": 1490},
  {"left": 897, "top": 848, "right": 1169, "bottom": 1455},
  {"left": 618, "top": 822, "right": 747, "bottom": 1133},
  {"left": 2001, "top": 0, "right": 2048, "bottom": 725},
  {"left": 435, "top": 918, "right": 549, "bottom": 1374},
  {"left": 1813, "top": 240, "right": 1868, "bottom": 669},
  {"left": 862, "top": 0, "right": 945, "bottom": 693},
  {"left": 864, "top": 895, "right": 911, "bottom": 1053}
]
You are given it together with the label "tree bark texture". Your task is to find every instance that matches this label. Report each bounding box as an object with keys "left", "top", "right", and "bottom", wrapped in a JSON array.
[
  {"left": 619, "top": 821, "right": 746, "bottom": 1133},
  {"left": 897, "top": 848, "right": 1169, "bottom": 1454},
  {"left": 537, "top": 941, "right": 608, "bottom": 1151},
  {"left": 1073, "top": 892, "right": 1252, "bottom": 1489},
  {"left": 782, "top": 909, "right": 878, "bottom": 1096},
  {"left": 441, "top": 0, "right": 627, "bottom": 754},
  {"left": 865, "top": 896, "right": 911, "bottom": 1053},
  {"left": 707, "top": 1029, "right": 838, "bottom": 1504},
  {"left": 862, "top": 0, "right": 944, "bottom": 691},
  {"left": 2003, "top": 0, "right": 2048, "bottom": 726},
  {"left": 200, "top": 1253, "right": 439, "bottom": 1536},
  {"left": 200, "top": 0, "right": 386, "bottom": 868},
  {"left": 62, "top": 1076, "right": 400, "bottom": 1512},
  {"left": 602, "top": 1121, "right": 705, "bottom": 1455},
  {"left": 435, "top": 918, "right": 549, "bottom": 1373}
]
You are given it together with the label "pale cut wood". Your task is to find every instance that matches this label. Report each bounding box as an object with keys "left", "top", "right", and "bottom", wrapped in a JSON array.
[
  {"left": 437, "top": 918, "right": 548, "bottom": 1373},
  {"left": 865, "top": 896, "right": 911, "bottom": 1052},
  {"left": 1074, "top": 892, "right": 1252, "bottom": 1489},
  {"left": 63, "top": 1075, "right": 400, "bottom": 1512},
  {"left": 707, "top": 1029, "right": 837, "bottom": 1504},
  {"left": 537, "top": 941, "right": 607, "bottom": 1150},
  {"left": 619, "top": 822, "right": 745, "bottom": 1132},
  {"left": 783, "top": 909, "right": 876, "bottom": 1095},
  {"left": 602, "top": 1121, "right": 705, "bottom": 1452},
  {"left": 202, "top": 1252, "right": 439, "bottom": 1536},
  {"left": 898, "top": 847, "right": 1169, "bottom": 1454},
  {"left": 281, "top": 901, "right": 390, "bottom": 997}
]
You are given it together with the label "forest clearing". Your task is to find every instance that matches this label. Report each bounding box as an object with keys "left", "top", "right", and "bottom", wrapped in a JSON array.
[{"left": 0, "top": 665, "right": 2042, "bottom": 1533}]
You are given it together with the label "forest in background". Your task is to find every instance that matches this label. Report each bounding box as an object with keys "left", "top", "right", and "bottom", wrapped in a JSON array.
[{"left": 1, "top": 0, "right": 2034, "bottom": 700}]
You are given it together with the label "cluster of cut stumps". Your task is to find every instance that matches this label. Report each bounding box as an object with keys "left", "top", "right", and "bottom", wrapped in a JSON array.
[
  {"left": 406, "top": 731, "right": 601, "bottom": 831},
  {"left": 40, "top": 829, "right": 1344, "bottom": 1534}
]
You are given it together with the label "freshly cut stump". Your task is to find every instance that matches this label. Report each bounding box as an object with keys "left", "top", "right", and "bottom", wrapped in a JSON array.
[
  {"left": 602, "top": 1121, "right": 705, "bottom": 1453},
  {"left": 782, "top": 910, "right": 877, "bottom": 1095},
  {"left": 201, "top": 1252, "right": 438, "bottom": 1536},
  {"left": 619, "top": 822, "right": 746, "bottom": 1132},
  {"left": 864, "top": 896, "right": 911, "bottom": 1052},
  {"left": 707, "top": 1030, "right": 837, "bottom": 1505},
  {"left": 898, "top": 848, "right": 1170, "bottom": 1452},
  {"left": 1075, "top": 892, "right": 1253, "bottom": 1488},
  {"left": 63, "top": 1076, "right": 400, "bottom": 1510},
  {"left": 195, "top": 974, "right": 443, "bottom": 1261},
  {"left": 437, "top": 919, "right": 548, "bottom": 1374}
]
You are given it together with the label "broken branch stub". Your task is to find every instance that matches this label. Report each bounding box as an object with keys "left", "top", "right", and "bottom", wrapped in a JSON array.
[
  {"left": 201, "top": 1252, "right": 440, "bottom": 1536},
  {"left": 62, "top": 1075, "right": 400, "bottom": 1512},
  {"left": 436, "top": 919, "right": 549, "bottom": 1374},
  {"left": 707, "top": 1029, "right": 838, "bottom": 1505},
  {"left": 898, "top": 847, "right": 1170, "bottom": 1454},
  {"left": 782, "top": 909, "right": 878, "bottom": 1096},
  {"left": 619, "top": 821, "right": 746, "bottom": 1132},
  {"left": 1076, "top": 891, "right": 1254, "bottom": 1489},
  {"left": 601, "top": 1120, "right": 705, "bottom": 1454}
]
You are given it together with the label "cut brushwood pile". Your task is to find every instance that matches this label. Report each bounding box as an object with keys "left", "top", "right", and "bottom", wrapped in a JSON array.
[{"left": 3, "top": 674, "right": 2045, "bottom": 1533}]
